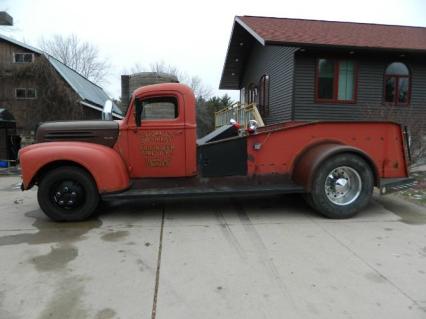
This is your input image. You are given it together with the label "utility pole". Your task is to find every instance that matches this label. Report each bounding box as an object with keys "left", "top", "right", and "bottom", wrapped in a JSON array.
[{"left": 0, "top": 12, "right": 13, "bottom": 25}]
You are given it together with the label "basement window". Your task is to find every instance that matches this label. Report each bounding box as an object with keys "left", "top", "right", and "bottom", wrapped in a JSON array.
[
  {"left": 15, "top": 88, "right": 37, "bottom": 99},
  {"left": 14, "top": 53, "right": 34, "bottom": 63},
  {"left": 316, "top": 59, "right": 357, "bottom": 103}
]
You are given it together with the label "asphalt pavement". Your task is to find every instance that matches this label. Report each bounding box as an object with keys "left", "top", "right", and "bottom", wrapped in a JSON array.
[{"left": 0, "top": 175, "right": 425, "bottom": 319}]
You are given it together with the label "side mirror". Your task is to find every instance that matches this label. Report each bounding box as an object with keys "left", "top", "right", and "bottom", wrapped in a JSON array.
[
  {"left": 135, "top": 99, "right": 143, "bottom": 127},
  {"left": 102, "top": 100, "right": 113, "bottom": 120}
]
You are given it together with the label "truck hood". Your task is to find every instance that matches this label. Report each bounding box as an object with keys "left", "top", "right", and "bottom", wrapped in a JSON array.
[{"left": 35, "top": 120, "right": 119, "bottom": 148}]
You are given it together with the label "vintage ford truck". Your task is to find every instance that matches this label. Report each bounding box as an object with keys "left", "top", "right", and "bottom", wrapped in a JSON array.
[{"left": 19, "top": 83, "right": 415, "bottom": 221}]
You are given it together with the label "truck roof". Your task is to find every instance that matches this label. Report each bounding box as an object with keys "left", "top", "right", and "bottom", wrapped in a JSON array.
[{"left": 133, "top": 82, "right": 195, "bottom": 98}]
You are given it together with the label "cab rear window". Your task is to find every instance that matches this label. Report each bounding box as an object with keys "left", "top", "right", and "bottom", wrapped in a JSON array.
[{"left": 141, "top": 97, "right": 178, "bottom": 120}]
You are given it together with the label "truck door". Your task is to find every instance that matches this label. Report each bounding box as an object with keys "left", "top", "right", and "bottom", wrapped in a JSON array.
[{"left": 128, "top": 93, "right": 186, "bottom": 178}]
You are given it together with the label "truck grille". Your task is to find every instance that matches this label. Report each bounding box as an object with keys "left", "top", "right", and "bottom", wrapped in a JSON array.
[{"left": 44, "top": 131, "right": 95, "bottom": 140}]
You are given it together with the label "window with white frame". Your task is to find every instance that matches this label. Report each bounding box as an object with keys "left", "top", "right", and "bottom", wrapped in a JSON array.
[
  {"left": 15, "top": 88, "right": 37, "bottom": 99},
  {"left": 13, "top": 53, "right": 34, "bottom": 63}
]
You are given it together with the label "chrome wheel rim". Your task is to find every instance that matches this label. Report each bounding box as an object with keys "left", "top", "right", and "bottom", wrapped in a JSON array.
[{"left": 325, "top": 166, "right": 362, "bottom": 206}]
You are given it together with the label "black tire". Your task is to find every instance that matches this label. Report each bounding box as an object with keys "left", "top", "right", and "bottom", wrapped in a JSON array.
[
  {"left": 305, "top": 154, "right": 374, "bottom": 219},
  {"left": 37, "top": 166, "right": 99, "bottom": 221}
]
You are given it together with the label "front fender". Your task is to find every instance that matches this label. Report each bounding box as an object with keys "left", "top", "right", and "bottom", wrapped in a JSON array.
[{"left": 19, "top": 142, "right": 130, "bottom": 193}]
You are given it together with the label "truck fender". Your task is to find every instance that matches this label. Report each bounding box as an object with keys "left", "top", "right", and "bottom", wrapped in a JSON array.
[
  {"left": 291, "top": 143, "right": 379, "bottom": 191},
  {"left": 19, "top": 141, "right": 130, "bottom": 193}
]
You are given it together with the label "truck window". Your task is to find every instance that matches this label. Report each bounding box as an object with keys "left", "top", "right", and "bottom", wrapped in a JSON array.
[{"left": 141, "top": 96, "right": 178, "bottom": 120}]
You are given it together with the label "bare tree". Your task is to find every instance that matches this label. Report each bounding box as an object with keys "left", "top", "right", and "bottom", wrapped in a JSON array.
[
  {"left": 128, "top": 61, "right": 212, "bottom": 99},
  {"left": 39, "top": 34, "right": 110, "bottom": 84}
]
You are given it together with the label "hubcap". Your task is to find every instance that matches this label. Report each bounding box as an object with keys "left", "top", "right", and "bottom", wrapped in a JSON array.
[
  {"left": 51, "top": 180, "right": 84, "bottom": 210},
  {"left": 325, "top": 166, "right": 362, "bottom": 206}
]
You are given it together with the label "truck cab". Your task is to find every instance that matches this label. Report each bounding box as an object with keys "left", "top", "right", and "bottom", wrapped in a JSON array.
[{"left": 117, "top": 84, "right": 197, "bottom": 178}]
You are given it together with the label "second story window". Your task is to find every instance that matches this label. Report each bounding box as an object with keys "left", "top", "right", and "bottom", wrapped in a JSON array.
[
  {"left": 316, "top": 59, "right": 356, "bottom": 103},
  {"left": 384, "top": 62, "right": 410, "bottom": 106},
  {"left": 15, "top": 88, "right": 37, "bottom": 99},
  {"left": 14, "top": 53, "right": 34, "bottom": 63}
]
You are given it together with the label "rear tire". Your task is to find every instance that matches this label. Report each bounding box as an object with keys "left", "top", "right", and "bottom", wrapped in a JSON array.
[
  {"left": 37, "top": 166, "right": 99, "bottom": 221},
  {"left": 305, "top": 154, "right": 374, "bottom": 219}
]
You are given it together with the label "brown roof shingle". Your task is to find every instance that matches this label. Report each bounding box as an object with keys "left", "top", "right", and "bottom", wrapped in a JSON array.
[{"left": 238, "top": 16, "right": 426, "bottom": 51}]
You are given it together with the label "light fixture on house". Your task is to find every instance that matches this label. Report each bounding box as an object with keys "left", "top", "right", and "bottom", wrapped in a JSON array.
[
  {"left": 349, "top": 50, "right": 355, "bottom": 55},
  {"left": 231, "top": 72, "right": 236, "bottom": 76},
  {"left": 299, "top": 48, "right": 306, "bottom": 52},
  {"left": 239, "top": 42, "right": 244, "bottom": 46},
  {"left": 235, "top": 58, "right": 239, "bottom": 62}
]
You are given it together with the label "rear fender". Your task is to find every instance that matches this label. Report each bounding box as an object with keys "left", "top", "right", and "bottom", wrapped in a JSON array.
[
  {"left": 19, "top": 142, "right": 130, "bottom": 193},
  {"left": 291, "top": 143, "right": 379, "bottom": 191}
]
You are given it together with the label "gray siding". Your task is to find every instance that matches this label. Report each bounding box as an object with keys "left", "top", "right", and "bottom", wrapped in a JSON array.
[
  {"left": 293, "top": 54, "right": 426, "bottom": 127},
  {"left": 241, "top": 43, "right": 297, "bottom": 124}
]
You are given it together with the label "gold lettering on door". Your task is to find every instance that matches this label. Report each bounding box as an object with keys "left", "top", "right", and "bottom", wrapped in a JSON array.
[{"left": 139, "top": 131, "right": 177, "bottom": 167}]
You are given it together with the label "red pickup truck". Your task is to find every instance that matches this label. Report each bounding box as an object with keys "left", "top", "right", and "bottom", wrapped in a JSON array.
[{"left": 19, "top": 83, "right": 414, "bottom": 221}]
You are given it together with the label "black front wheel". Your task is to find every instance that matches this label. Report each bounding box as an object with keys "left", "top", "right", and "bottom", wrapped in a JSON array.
[
  {"left": 37, "top": 166, "right": 99, "bottom": 221},
  {"left": 305, "top": 154, "right": 374, "bottom": 219}
]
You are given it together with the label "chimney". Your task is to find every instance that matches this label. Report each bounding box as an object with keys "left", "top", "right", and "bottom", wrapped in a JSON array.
[{"left": 0, "top": 12, "right": 13, "bottom": 26}]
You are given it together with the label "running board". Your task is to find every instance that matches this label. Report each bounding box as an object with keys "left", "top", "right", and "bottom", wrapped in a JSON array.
[{"left": 101, "top": 183, "right": 305, "bottom": 201}]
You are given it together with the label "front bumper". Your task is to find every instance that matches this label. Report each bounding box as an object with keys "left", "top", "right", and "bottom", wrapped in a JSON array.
[{"left": 379, "top": 177, "right": 416, "bottom": 195}]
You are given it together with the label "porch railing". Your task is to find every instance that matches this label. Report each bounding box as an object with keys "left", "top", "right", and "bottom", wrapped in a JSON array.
[{"left": 214, "top": 102, "right": 265, "bottom": 129}]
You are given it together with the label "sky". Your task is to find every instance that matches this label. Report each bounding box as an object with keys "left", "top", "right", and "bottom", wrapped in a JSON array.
[{"left": 1, "top": 0, "right": 426, "bottom": 100}]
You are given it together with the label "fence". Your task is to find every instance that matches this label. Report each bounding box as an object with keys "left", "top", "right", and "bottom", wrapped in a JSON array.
[{"left": 214, "top": 103, "right": 265, "bottom": 129}]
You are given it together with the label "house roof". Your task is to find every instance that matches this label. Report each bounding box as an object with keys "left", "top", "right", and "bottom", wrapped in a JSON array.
[
  {"left": 0, "top": 33, "right": 122, "bottom": 117},
  {"left": 0, "top": 32, "right": 43, "bottom": 54},
  {"left": 46, "top": 55, "right": 122, "bottom": 116},
  {"left": 237, "top": 16, "right": 426, "bottom": 51},
  {"left": 219, "top": 16, "right": 426, "bottom": 90}
]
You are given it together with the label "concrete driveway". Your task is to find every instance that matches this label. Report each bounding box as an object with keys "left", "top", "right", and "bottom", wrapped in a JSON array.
[{"left": 0, "top": 175, "right": 425, "bottom": 319}]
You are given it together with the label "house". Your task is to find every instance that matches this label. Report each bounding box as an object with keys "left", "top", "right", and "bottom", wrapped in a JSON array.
[
  {"left": 219, "top": 16, "right": 426, "bottom": 128},
  {"left": 0, "top": 33, "right": 122, "bottom": 138}
]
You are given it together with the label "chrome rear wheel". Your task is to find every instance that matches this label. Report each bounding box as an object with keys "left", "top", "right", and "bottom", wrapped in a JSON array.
[
  {"left": 325, "top": 166, "right": 362, "bottom": 206},
  {"left": 305, "top": 154, "right": 374, "bottom": 219}
]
